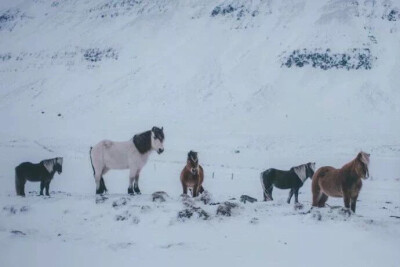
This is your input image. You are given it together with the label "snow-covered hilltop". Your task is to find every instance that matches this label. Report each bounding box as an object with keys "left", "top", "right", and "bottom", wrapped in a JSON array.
[{"left": 0, "top": 1, "right": 399, "bottom": 266}]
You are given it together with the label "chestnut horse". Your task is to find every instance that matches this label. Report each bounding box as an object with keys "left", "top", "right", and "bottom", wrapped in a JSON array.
[
  {"left": 312, "top": 151, "right": 370, "bottom": 213},
  {"left": 180, "top": 151, "right": 204, "bottom": 197}
]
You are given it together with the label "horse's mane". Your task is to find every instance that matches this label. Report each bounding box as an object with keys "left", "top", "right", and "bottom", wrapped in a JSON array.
[
  {"left": 291, "top": 164, "right": 307, "bottom": 182},
  {"left": 343, "top": 152, "right": 370, "bottom": 178},
  {"left": 41, "top": 157, "right": 63, "bottom": 173},
  {"left": 133, "top": 130, "right": 152, "bottom": 154}
]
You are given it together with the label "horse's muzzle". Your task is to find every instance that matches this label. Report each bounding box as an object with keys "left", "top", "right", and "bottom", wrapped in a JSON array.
[{"left": 157, "top": 148, "right": 164, "bottom": 154}]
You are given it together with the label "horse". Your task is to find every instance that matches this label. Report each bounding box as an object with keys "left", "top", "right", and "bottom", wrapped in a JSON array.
[
  {"left": 90, "top": 126, "right": 164, "bottom": 195},
  {"left": 312, "top": 151, "right": 370, "bottom": 213},
  {"left": 15, "top": 157, "right": 63, "bottom": 196},
  {"left": 260, "top": 162, "right": 316, "bottom": 204},
  {"left": 180, "top": 151, "right": 204, "bottom": 197}
]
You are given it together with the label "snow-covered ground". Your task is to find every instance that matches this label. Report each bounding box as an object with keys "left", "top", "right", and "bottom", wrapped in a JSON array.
[{"left": 0, "top": 0, "right": 399, "bottom": 266}]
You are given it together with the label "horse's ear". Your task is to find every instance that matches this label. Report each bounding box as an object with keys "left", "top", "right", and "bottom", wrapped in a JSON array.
[
  {"left": 152, "top": 126, "right": 156, "bottom": 132},
  {"left": 161, "top": 127, "right": 163, "bottom": 131}
]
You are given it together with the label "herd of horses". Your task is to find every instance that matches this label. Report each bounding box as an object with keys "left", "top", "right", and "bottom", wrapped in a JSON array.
[{"left": 14, "top": 126, "right": 371, "bottom": 213}]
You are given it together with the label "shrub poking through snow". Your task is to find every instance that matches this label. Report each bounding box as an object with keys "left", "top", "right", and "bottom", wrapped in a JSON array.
[
  {"left": 216, "top": 201, "right": 239, "bottom": 217},
  {"left": 112, "top": 197, "right": 130, "bottom": 208},
  {"left": 0, "top": 53, "right": 11, "bottom": 62},
  {"left": 115, "top": 210, "right": 140, "bottom": 223},
  {"left": 177, "top": 206, "right": 209, "bottom": 221},
  {"left": 281, "top": 48, "right": 375, "bottom": 70},
  {"left": 211, "top": 3, "right": 259, "bottom": 20},
  {"left": 199, "top": 190, "right": 212, "bottom": 205},
  {"left": 0, "top": 9, "right": 23, "bottom": 31},
  {"left": 82, "top": 48, "right": 118, "bottom": 62},
  {"left": 384, "top": 9, "right": 400, "bottom": 21}
]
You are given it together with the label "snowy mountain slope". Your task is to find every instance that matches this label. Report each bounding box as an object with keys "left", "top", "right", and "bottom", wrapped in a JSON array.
[{"left": 0, "top": 0, "right": 399, "bottom": 266}]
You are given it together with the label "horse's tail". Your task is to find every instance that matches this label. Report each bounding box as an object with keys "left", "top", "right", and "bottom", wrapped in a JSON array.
[
  {"left": 260, "top": 170, "right": 272, "bottom": 200},
  {"left": 15, "top": 167, "right": 19, "bottom": 195},
  {"left": 260, "top": 171, "right": 267, "bottom": 195},
  {"left": 89, "top": 147, "right": 95, "bottom": 176},
  {"left": 15, "top": 166, "right": 23, "bottom": 196}
]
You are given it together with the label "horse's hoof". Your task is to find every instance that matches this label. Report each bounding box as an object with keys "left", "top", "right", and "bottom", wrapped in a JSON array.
[{"left": 127, "top": 188, "right": 134, "bottom": 195}]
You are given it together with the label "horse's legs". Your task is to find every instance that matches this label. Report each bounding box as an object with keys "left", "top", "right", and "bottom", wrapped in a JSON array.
[
  {"left": 181, "top": 182, "right": 188, "bottom": 195},
  {"left": 16, "top": 176, "right": 26, "bottom": 196},
  {"left": 95, "top": 171, "right": 107, "bottom": 195},
  {"left": 40, "top": 181, "right": 45, "bottom": 195},
  {"left": 128, "top": 169, "right": 138, "bottom": 195},
  {"left": 350, "top": 194, "right": 358, "bottom": 213},
  {"left": 268, "top": 186, "right": 274, "bottom": 201},
  {"left": 192, "top": 184, "right": 199, "bottom": 198},
  {"left": 317, "top": 193, "right": 328, "bottom": 207},
  {"left": 343, "top": 192, "right": 351, "bottom": 210},
  {"left": 134, "top": 173, "right": 141, "bottom": 194},
  {"left": 311, "top": 179, "right": 321, "bottom": 207},
  {"left": 287, "top": 188, "right": 294, "bottom": 204},
  {"left": 294, "top": 187, "right": 300, "bottom": 204},
  {"left": 45, "top": 181, "right": 50, "bottom": 196}
]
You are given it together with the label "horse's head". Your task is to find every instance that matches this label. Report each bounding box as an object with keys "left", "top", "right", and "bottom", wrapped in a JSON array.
[
  {"left": 151, "top": 126, "right": 165, "bottom": 154},
  {"left": 54, "top": 157, "right": 63, "bottom": 174},
  {"left": 187, "top": 150, "right": 199, "bottom": 175},
  {"left": 356, "top": 151, "right": 370, "bottom": 179},
  {"left": 306, "top": 162, "right": 316, "bottom": 179}
]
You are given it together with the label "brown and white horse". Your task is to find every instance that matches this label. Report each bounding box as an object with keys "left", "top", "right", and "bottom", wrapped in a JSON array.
[
  {"left": 180, "top": 151, "right": 204, "bottom": 197},
  {"left": 312, "top": 151, "right": 370, "bottom": 213}
]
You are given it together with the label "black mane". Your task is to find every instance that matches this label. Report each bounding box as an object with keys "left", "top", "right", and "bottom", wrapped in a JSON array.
[{"left": 133, "top": 130, "right": 152, "bottom": 154}]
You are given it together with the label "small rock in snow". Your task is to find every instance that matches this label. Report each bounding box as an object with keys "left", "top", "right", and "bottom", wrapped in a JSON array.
[
  {"left": 240, "top": 195, "right": 257, "bottom": 204},
  {"left": 152, "top": 191, "right": 169, "bottom": 202}
]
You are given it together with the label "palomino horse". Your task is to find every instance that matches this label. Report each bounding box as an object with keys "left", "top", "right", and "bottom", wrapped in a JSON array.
[
  {"left": 312, "top": 151, "right": 370, "bottom": 213},
  {"left": 180, "top": 151, "right": 204, "bottom": 197},
  {"left": 90, "top": 127, "right": 164, "bottom": 195},
  {"left": 260, "top": 162, "right": 315, "bottom": 204},
  {"left": 15, "top": 157, "right": 63, "bottom": 196}
]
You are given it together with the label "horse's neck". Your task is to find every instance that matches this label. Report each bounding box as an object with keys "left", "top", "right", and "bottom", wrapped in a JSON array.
[{"left": 341, "top": 160, "right": 360, "bottom": 181}]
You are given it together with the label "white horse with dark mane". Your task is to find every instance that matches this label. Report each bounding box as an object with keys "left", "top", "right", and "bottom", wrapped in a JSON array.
[{"left": 90, "top": 127, "right": 165, "bottom": 195}]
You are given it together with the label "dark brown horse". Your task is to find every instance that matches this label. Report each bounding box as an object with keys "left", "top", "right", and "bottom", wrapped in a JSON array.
[
  {"left": 180, "top": 151, "right": 204, "bottom": 197},
  {"left": 312, "top": 151, "right": 370, "bottom": 213}
]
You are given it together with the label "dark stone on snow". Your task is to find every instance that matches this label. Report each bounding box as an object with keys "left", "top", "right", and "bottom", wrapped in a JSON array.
[
  {"left": 10, "top": 230, "right": 26, "bottom": 236},
  {"left": 152, "top": 191, "right": 169, "bottom": 202},
  {"left": 240, "top": 195, "right": 257, "bottom": 204},
  {"left": 216, "top": 201, "right": 239, "bottom": 217}
]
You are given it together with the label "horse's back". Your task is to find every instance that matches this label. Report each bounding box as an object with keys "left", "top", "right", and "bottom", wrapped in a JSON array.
[
  {"left": 15, "top": 162, "right": 43, "bottom": 181},
  {"left": 314, "top": 166, "right": 337, "bottom": 180},
  {"left": 261, "top": 168, "right": 300, "bottom": 189}
]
